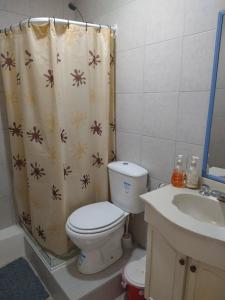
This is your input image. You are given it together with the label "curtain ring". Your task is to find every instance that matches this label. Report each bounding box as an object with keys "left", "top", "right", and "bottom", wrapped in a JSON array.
[
  {"left": 10, "top": 25, "right": 13, "bottom": 33},
  {"left": 67, "top": 20, "right": 70, "bottom": 29},
  {"left": 4, "top": 28, "right": 7, "bottom": 36},
  {"left": 28, "top": 17, "right": 31, "bottom": 28},
  {"left": 53, "top": 16, "right": 56, "bottom": 27},
  {"left": 19, "top": 21, "right": 23, "bottom": 31},
  {"left": 85, "top": 22, "right": 88, "bottom": 31},
  {"left": 48, "top": 17, "right": 51, "bottom": 26},
  {"left": 98, "top": 25, "right": 101, "bottom": 33}
]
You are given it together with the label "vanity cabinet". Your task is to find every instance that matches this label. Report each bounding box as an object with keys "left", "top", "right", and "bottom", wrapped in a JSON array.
[
  {"left": 147, "top": 230, "right": 186, "bottom": 300},
  {"left": 184, "top": 259, "right": 225, "bottom": 300},
  {"left": 146, "top": 229, "right": 225, "bottom": 300}
]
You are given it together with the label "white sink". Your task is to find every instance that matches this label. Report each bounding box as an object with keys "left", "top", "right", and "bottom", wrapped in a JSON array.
[
  {"left": 172, "top": 194, "right": 225, "bottom": 227},
  {"left": 140, "top": 184, "right": 225, "bottom": 243},
  {"left": 141, "top": 184, "right": 225, "bottom": 271}
]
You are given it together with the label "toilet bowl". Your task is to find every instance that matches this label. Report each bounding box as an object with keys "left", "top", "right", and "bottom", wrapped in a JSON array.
[
  {"left": 66, "top": 201, "right": 128, "bottom": 274},
  {"left": 66, "top": 161, "right": 148, "bottom": 274}
]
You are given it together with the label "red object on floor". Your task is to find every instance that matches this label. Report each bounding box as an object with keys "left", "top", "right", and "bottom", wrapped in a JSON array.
[
  {"left": 127, "top": 284, "right": 144, "bottom": 300},
  {"left": 122, "top": 250, "right": 146, "bottom": 300}
]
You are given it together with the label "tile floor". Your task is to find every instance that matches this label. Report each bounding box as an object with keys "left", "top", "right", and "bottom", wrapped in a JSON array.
[{"left": 115, "top": 293, "right": 127, "bottom": 300}]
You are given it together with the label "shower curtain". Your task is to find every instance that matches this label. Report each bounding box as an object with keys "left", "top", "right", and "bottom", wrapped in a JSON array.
[{"left": 0, "top": 21, "right": 115, "bottom": 255}]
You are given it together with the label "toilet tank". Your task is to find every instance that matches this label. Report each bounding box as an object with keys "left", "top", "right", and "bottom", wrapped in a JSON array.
[{"left": 107, "top": 161, "right": 148, "bottom": 214}]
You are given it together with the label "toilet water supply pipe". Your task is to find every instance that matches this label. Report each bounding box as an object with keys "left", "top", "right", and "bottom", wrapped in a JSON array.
[
  {"left": 122, "top": 174, "right": 150, "bottom": 242},
  {"left": 124, "top": 214, "right": 130, "bottom": 238}
]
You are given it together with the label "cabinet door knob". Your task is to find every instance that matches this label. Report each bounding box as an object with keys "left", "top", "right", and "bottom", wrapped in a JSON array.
[
  {"left": 190, "top": 265, "right": 197, "bottom": 273},
  {"left": 179, "top": 258, "right": 185, "bottom": 266}
]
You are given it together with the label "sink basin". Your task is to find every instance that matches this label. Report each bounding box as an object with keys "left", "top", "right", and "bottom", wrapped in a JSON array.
[
  {"left": 142, "top": 185, "right": 225, "bottom": 271},
  {"left": 172, "top": 194, "right": 225, "bottom": 227}
]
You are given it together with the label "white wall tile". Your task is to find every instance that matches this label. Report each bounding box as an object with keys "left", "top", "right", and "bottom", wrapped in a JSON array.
[
  {"left": 72, "top": 0, "right": 100, "bottom": 21},
  {"left": 72, "top": 0, "right": 106, "bottom": 22},
  {"left": 145, "top": 0, "right": 184, "bottom": 44},
  {"left": 74, "top": 0, "right": 135, "bottom": 22},
  {"left": 0, "top": 195, "right": 14, "bottom": 229},
  {"left": 176, "top": 91, "right": 209, "bottom": 145},
  {"left": 181, "top": 30, "right": 215, "bottom": 91},
  {"left": 116, "top": 47, "right": 144, "bottom": 93},
  {"left": 144, "top": 38, "right": 182, "bottom": 92},
  {"left": 0, "top": 0, "right": 30, "bottom": 16},
  {"left": 63, "top": 0, "right": 83, "bottom": 20},
  {"left": 0, "top": 11, "right": 25, "bottom": 29},
  {"left": 141, "top": 136, "right": 175, "bottom": 182},
  {"left": 29, "top": 0, "right": 64, "bottom": 18},
  {"left": 150, "top": 177, "right": 166, "bottom": 190},
  {"left": 116, "top": 131, "right": 141, "bottom": 164},
  {"left": 98, "top": 0, "right": 146, "bottom": 51},
  {"left": 113, "top": 0, "right": 146, "bottom": 51},
  {"left": 0, "top": 162, "right": 12, "bottom": 198},
  {"left": 116, "top": 93, "right": 142, "bottom": 134},
  {"left": 184, "top": 0, "right": 225, "bottom": 35},
  {"left": 143, "top": 92, "right": 179, "bottom": 140}
]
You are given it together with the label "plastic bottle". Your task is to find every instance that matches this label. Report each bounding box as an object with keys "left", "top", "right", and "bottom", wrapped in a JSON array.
[
  {"left": 171, "top": 154, "right": 185, "bottom": 188},
  {"left": 186, "top": 156, "right": 200, "bottom": 189}
]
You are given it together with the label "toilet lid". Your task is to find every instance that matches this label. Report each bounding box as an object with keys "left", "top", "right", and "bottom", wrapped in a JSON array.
[
  {"left": 68, "top": 201, "right": 125, "bottom": 232},
  {"left": 123, "top": 255, "right": 146, "bottom": 288}
]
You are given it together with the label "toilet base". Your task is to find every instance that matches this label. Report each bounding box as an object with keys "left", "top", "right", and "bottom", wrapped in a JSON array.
[{"left": 77, "top": 228, "right": 124, "bottom": 274}]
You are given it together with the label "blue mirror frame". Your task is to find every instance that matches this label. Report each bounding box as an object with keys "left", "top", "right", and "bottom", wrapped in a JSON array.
[{"left": 202, "top": 10, "right": 225, "bottom": 184}]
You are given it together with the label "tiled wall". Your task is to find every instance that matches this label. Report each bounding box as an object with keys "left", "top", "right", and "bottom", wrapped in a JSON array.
[
  {"left": 0, "top": 0, "right": 72, "bottom": 230},
  {"left": 73, "top": 0, "right": 225, "bottom": 247},
  {"left": 0, "top": 0, "right": 224, "bottom": 240},
  {"left": 73, "top": 0, "right": 225, "bottom": 188}
]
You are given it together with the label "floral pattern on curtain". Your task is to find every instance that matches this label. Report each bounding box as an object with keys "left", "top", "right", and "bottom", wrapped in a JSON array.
[{"left": 0, "top": 21, "right": 115, "bottom": 256}]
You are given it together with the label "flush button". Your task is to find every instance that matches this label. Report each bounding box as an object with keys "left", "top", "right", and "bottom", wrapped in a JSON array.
[{"left": 123, "top": 162, "right": 128, "bottom": 165}]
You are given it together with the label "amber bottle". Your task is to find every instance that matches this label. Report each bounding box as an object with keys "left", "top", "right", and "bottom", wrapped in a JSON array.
[{"left": 171, "top": 154, "right": 185, "bottom": 188}]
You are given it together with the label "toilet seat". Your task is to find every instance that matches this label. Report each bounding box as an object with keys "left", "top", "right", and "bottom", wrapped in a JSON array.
[{"left": 67, "top": 201, "right": 127, "bottom": 234}]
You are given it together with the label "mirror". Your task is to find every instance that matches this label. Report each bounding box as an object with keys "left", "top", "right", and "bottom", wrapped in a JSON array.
[{"left": 203, "top": 10, "right": 225, "bottom": 183}]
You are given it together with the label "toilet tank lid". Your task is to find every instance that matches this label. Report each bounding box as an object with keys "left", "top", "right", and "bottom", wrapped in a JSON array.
[{"left": 108, "top": 161, "right": 148, "bottom": 177}]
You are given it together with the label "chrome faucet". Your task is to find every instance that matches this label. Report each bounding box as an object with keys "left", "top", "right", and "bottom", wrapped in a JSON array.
[
  {"left": 199, "top": 184, "right": 225, "bottom": 203},
  {"left": 199, "top": 184, "right": 211, "bottom": 196}
]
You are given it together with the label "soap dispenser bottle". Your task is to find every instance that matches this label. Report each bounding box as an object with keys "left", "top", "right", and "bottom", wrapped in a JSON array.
[
  {"left": 171, "top": 154, "right": 185, "bottom": 188},
  {"left": 186, "top": 156, "right": 200, "bottom": 189}
]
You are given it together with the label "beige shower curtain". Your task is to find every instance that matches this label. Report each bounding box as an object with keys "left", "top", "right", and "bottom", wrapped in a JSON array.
[{"left": 0, "top": 21, "right": 115, "bottom": 255}]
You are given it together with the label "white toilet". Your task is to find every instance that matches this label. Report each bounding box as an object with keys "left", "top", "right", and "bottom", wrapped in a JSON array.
[{"left": 65, "top": 161, "right": 148, "bottom": 274}]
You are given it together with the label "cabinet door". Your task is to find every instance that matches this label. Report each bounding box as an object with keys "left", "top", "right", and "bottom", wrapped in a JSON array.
[
  {"left": 184, "top": 259, "right": 225, "bottom": 300},
  {"left": 148, "top": 230, "right": 186, "bottom": 300}
]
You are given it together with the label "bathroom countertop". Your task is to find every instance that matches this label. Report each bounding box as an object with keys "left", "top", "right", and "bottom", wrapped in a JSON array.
[
  {"left": 140, "top": 184, "right": 225, "bottom": 271},
  {"left": 140, "top": 184, "right": 225, "bottom": 244}
]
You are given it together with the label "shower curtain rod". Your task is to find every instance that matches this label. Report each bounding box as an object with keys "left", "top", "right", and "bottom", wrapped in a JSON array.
[{"left": 0, "top": 17, "right": 117, "bottom": 33}]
